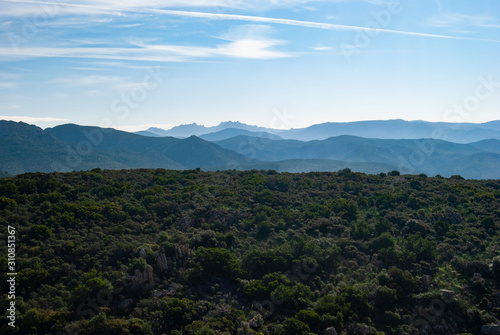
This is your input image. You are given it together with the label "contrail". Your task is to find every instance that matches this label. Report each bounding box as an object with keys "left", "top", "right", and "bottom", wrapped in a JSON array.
[{"left": 2, "top": 0, "right": 500, "bottom": 43}]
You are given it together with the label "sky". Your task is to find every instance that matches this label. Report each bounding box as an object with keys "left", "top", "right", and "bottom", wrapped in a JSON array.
[{"left": 0, "top": 0, "right": 499, "bottom": 132}]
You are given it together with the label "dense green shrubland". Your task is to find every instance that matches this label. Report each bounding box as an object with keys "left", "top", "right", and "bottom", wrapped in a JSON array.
[{"left": 0, "top": 168, "right": 499, "bottom": 334}]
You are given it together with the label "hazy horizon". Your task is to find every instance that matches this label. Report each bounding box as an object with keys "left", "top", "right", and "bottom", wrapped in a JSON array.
[{"left": 2, "top": 117, "right": 500, "bottom": 133}]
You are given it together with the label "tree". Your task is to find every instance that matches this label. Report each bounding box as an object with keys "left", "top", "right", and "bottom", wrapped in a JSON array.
[{"left": 194, "top": 247, "right": 244, "bottom": 280}]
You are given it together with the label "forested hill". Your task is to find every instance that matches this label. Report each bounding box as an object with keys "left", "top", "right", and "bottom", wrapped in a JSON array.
[{"left": 0, "top": 169, "right": 499, "bottom": 334}]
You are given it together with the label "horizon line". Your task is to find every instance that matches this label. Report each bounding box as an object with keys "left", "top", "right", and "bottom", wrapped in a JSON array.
[{"left": 1, "top": 117, "right": 499, "bottom": 132}]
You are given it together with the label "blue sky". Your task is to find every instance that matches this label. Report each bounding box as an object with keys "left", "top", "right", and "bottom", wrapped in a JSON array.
[{"left": 0, "top": 0, "right": 499, "bottom": 131}]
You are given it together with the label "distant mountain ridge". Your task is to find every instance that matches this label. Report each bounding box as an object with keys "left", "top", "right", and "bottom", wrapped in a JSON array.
[
  {"left": 214, "top": 135, "right": 500, "bottom": 179},
  {"left": 144, "top": 121, "right": 268, "bottom": 138},
  {"left": 0, "top": 121, "right": 403, "bottom": 176},
  {"left": 145, "top": 119, "right": 500, "bottom": 143},
  {"left": 46, "top": 124, "right": 252, "bottom": 171},
  {"left": 1, "top": 120, "right": 499, "bottom": 179},
  {"left": 199, "top": 128, "right": 283, "bottom": 141}
]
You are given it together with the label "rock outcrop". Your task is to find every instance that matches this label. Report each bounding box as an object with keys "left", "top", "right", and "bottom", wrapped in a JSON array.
[
  {"left": 127, "top": 265, "right": 154, "bottom": 289},
  {"left": 174, "top": 243, "right": 191, "bottom": 267},
  {"left": 324, "top": 326, "right": 338, "bottom": 335},
  {"left": 156, "top": 250, "right": 168, "bottom": 272}
]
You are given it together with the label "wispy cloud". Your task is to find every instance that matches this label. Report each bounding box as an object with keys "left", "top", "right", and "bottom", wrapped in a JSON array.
[
  {"left": 0, "top": 46, "right": 188, "bottom": 62},
  {"left": 0, "top": 32, "right": 292, "bottom": 61},
  {"left": 36, "top": 17, "right": 116, "bottom": 28},
  {"left": 427, "top": 12, "right": 500, "bottom": 29},
  {"left": 112, "top": 23, "right": 144, "bottom": 28},
  {"left": 0, "top": 82, "right": 18, "bottom": 89},
  {"left": 145, "top": 8, "right": 500, "bottom": 42},
  {"left": 71, "top": 39, "right": 112, "bottom": 46},
  {"left": 132, "top": 34, "right": 291, "bottom": 59},
  {"left": 67, "top": 67, "right": 106, "bottom": 71},
  {"left": 0, "top": 115, "right": 70, "bottom": 122},
  {"left": 0, "top": 0, "right": 117, "bottom": 17},
  {"left": 215, "top": 39, "right": 289, "bottom": 58},
  {"left": 50, "top": 74, "right": 126, "bottom": 86},
  {"left": 0, "top": 20, "right": 13, "bottom": 30},
  {"left": 313, "top": 46, "right": 333, "bottom": 51},
  {"left": 0, "top": 72, "right": 20, "bottom": 79},
  {"left": 71, "top": 61, "right": 169, "bottom": 70},
  {"left": 3, "top": 0, "right": 499, "bottom": 44},
  {"left": 0, "top": 0, "right": 382, "bottom": 16}
]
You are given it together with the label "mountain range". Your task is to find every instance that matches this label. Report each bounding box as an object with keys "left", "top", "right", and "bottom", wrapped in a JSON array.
[
  {"left": 138, "top": 119, "right": 500, "bottom": 143},
  {"left": 1, "top": 120, "right": 499, "bottom": 179},
  {"left": 141, "top": 121, "right": 268, "bottom": 138},
  {"left": 0, "top": 122, "right": 246, "bottom": 174},
  {"left": 213, "top": 135, "right": 500, "bottom": 179}
]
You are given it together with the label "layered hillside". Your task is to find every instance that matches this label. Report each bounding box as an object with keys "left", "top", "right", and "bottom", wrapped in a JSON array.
[{"left": 2, "top": 121, "right": 500, "bottom": 178}]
